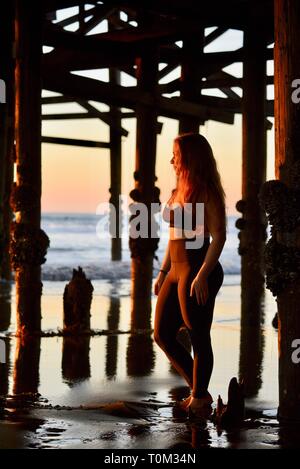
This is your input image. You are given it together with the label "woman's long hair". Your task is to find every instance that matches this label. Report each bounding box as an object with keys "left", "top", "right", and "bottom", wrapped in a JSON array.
[{"left": 168, "top": 133, "right": 226, "bottom": 210}]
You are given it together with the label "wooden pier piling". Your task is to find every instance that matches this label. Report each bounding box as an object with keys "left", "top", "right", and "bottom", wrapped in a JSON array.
[
  {"left": 109, "top": 13, "right": 122, "bottom": 261},
  {"left": 237, "top": 10, "right": 268, "bottom": 395},
  {"left": 129, "top": 20, "right": 160, "bottom": 331},
  {"left": 179, "top": 30, "right": 205, "bottom": 134},
  {"left": 0, "top": 2, "right": 14, "bottom": 281},
  {"left": 11, "top": 0, "right": 49, "bottom": 336},
  {"left": 272, "top": 0, "right": 300, "bottom": 422}
]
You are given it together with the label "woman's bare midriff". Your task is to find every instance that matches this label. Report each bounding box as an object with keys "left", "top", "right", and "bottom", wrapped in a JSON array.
[{"left": 169, "top": 226, "right": 210, "bottom": 240}]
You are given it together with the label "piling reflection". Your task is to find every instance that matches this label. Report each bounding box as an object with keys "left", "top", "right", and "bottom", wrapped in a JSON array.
[
  {"left": 0, "top": 281, "right": 12, "bottom": 331},
  {"left": 0, "top": 282, "right": 11, "bottom": 396},
  {"left": 278, "top": 423, "right": 300, "bottom": 449},
  {"left": 126, "top": 332, "right": 155, "bottom": 377},
  {"left": 169, "top": 423, "right": 211, "bottom": 449},
  {"left": 105, "top": 295, "right": 120, "bottom": 379},
  {"left": 127, "top": 287, "right": 155, "bottom": 376},
  {"left": 0, "top": 338, "right": 10, "bottom": 396},
  {"left": 62, "top": 336, "right": 90, "bottom": 385},
  {"left": 13, "top": 336, "right": 40, "bottom": 395},
  {"left": 239, "top": 288, "right": 265, "bottom": 398},
  {"left": 130, "top": 256, "right": 153, "bottom": 332}
]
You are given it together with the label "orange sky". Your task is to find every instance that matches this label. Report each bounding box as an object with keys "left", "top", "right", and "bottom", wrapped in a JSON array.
[
  {"left": 41, "top": 112, "right": 275, "bottom": 216},
  {"left": 41, "top": 17, "right": 275, "bottom": 216}
]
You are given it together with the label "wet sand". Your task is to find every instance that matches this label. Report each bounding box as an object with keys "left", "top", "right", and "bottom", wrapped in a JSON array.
[{"left": 0, "top": 278, "right": 294, "bottom": 449}]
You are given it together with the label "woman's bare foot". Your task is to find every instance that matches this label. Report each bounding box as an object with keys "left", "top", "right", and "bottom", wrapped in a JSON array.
[
  {"left": 178, "top": 395, "right": 192, "bottom": 410},
  {"left": 188, "top": 392, "right": 213, "bottom": 419}
]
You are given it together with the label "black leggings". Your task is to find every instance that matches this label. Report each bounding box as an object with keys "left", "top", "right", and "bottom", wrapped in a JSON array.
[{"left": 154, "top": 237, "right": 224, "bottom": 398}]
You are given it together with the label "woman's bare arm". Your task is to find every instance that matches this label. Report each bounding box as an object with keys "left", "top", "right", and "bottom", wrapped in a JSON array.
[
  {"left": 196, "top": 195, "right": 226, "bottom": 279},
  {"left": 154, "top": 240, "right": 171, "bottom": 295}
]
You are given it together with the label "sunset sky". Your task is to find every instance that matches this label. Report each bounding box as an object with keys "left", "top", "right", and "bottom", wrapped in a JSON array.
[{"left": 41, "top": 8, "right": 275, "bottom": 216}]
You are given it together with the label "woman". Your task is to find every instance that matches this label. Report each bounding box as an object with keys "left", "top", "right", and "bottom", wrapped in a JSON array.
[{"left": 153, "top": 132, "right": 226, "bottom": 418}]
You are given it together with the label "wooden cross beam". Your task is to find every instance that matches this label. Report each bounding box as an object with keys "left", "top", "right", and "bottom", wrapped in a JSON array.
[
  {"left": 42, "top": 136, "right": 111, "bottom": 148},
  {"left": 42, "top": 69, "right": 235, "bottom": 124},
  {"left": 89, "top": 0, "right": 249, "bottom": 29},
  {"left": 42, "top": 96, "right": 129, "bottom": 136},
  {"left": 204, "top": 27, "right": 228, "bottom": 46},
  {"left": 76, "top": 100, "right": 129, "bottom": 136},
  {"left": 42, "top": 110, "right": 135, "bottom": 119},
  {"left": 43, "top": 0, "right": 94, "bottom": 14},
  {"left": 77, "top": 5, "right": 117, "bottom": 34},
  {"left": 202, "top": 74, "right": 274, "bottom": 89},
  {"left": 42, "top": 22, "right": 274, "bottom": 73},
  {"left": 51, "top": 5, "right": 97, "bottom": 28},
  {"left": 42, "top": 112, "right": 94, "bottom": 119}
]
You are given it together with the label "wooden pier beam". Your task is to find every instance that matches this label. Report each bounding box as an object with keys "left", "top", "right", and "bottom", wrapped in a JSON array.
[
  {"left": 237, "top": 14, "right": 268, "bottom": 395},
  {"left": 0, "top": 2, "right": 14, "bottom": 281},
  {"left": 129, "top": 17, "right": 160, "bottom": 331},
  {"left": 109, "top": 13, "right": 122, "bottom": 261},
  {"left": 238, "top": 19, "right": 268, "bottom": 382},
  {"left": 273, "top": 0, "right": 300, "bottom": 422},
  {"left": 11, "top": 1, "right": 49, "bottom": 336},
  {"left": 179, "top": 30, "right": 205, "bottom": 134}
]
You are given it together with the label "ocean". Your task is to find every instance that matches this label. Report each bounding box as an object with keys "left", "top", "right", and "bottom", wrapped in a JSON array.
[{"left": 41, "top": 212, "right": 241, "bottom": 284}]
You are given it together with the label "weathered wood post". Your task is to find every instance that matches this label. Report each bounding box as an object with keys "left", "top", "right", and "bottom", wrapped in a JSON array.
[
  {"left": 129, "top": 17, "right": 160, "bottom": 331},
  {"left": 179, "top": 30, "right": 205, "bottom": 134},
  {"left": 0, "top": 2, "right": 14, "bottom": 281},
  {"left": 11, "top": 0, "right": 49, "bottom": 336},
  {"left": 236, "top": 13, "right": 268, "bottom": 395},
  {"left": 108, "top": 13, "right": 122, "bottom": 261},
  {"left": 63, "top": 267, "right": 94, "bottom": 334},
  {"left": 260, "top": 0, "right": 300, "bottom": 422}
]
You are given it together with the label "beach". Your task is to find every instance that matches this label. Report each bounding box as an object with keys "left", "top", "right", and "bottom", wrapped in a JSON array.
[{"left": 0, "top": 213, "right": 292, "bottom": 449}]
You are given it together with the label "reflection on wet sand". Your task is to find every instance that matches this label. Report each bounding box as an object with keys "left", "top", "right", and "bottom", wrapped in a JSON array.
[
  {"left": 13, "top": 337, "right": 40, "bottom": 395},
  {"left": 105, "top": 295, "right": 120, "bottom": 379},
  {"left": 127, "top": 286, "right": 155, "bottom": 377},
  {"left": 0, "top": 278, "right": 286, "bottom": 449},
  {"left": 0, "top": 338, "right": 10, "bottom": 397},
  {"left": 62, "top": 336, "right": 91, "bottom": 385},
  {"left": 127, "top": 333, "right": 155, "bottom": 377},
  {"left": 0, "top": 282, "right": 11, "bottom": 396},
  {"left": 239, "top": 289, "right": 265, "bottom": 398},
  {"left": 0, "top": 281, "right": 11, "bottom": 331}
]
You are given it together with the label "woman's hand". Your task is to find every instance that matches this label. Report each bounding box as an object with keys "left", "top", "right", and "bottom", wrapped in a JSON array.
[
  {"left": 190, "top": 272, "right": 209, "bottom": 305},
  {"left": 154, "top": 271, "right": 168, "bottom": 296}
]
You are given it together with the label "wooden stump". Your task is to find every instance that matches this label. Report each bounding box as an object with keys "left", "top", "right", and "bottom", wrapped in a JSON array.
[
  {"left": 213, "top": 377, "right": 245, "bottom": 428},
  {"left": 63, "top": 267, "right": 94, "bottom": 334}
]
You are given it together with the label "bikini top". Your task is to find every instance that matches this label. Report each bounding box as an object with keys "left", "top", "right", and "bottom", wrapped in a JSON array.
[{"left": 162, "top": 202, "right": 209, "bottom": 237}]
